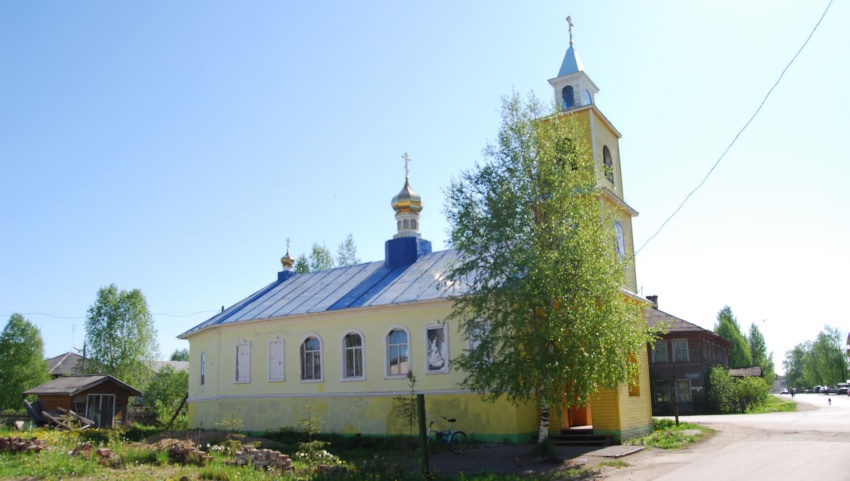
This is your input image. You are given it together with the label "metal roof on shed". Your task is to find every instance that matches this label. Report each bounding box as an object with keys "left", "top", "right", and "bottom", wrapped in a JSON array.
[
  {"left": 23, "top": 375, "right": 142, "bottom": 397},
  {"left": 180, "top": 249, "right": 462, "bottom": 338}
]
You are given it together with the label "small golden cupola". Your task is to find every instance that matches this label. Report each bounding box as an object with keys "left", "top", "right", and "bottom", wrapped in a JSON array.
[
  {"left": 391, "top": 153, "right": 423, "bottom": 239},
  {"left": 280, "top": 239, "right": 295, "bottom": 271}
]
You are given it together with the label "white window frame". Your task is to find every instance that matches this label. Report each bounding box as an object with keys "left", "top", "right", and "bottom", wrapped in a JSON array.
[
  {"left": 341, "top": 330, "right": 365, "bottom": 381},
  {"left": 300, "top": 335, "right": 324, "bottom": 383},
  {"left": 235, "top": 341, "right": 251, "bottom": 384},
  {"left": 673, "top": 338, "right": 689, "bottom": 362},
  {"left": 385, "top": 326, "right": 411, "bottom": 379},
  {"left": 268, "top": 338, "right": 285, "bottom": 382},
  {"left": 424, "top": 323, "right": 449, "bottom": 374},
  {"left": 653, "top": 340, "right": 668, "bottom": 363},
  {"left": 200, "top": 352, "right": 206, "bottom": 386}
]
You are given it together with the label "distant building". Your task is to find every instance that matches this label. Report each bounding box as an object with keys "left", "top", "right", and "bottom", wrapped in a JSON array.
[{"left": 645, "top": 296, "right": 732, "bottom": 415}]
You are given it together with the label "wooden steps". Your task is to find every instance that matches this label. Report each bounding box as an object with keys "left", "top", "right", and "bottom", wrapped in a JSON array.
[{"left": 547, "top": 428, "right": 613, "bottom": 447}]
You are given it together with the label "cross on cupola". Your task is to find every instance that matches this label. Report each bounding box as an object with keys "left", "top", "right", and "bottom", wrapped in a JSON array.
[
  {"left": 549, "top": 15, "right": 598, "bottom": 111},
  {"left": 391, "top": 152, "right": 423, "bottom": 239}
]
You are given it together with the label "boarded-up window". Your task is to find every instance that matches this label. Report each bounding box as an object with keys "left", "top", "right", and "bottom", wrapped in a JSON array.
[
  {"left": 235, "top": 342, "right": 251, "bottom": 383},
  {"left": 268, "top": 339, "right": 284, "bottom": 382}
]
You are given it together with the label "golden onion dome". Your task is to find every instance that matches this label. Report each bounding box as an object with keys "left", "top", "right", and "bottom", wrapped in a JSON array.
[
  {"left": 391, "top": 178, "right": 423, "bottom": 213},
  {"left": 280, "top": 249, "right": 295, "bottom": 269}
]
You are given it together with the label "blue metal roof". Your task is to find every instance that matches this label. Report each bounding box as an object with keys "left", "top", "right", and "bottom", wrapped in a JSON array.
[
  {"left": 179, "top": 249, "right": 461, "bottom": 338},
  {"left": 557, "top": 45, "right": 585, "bottom": 77}
]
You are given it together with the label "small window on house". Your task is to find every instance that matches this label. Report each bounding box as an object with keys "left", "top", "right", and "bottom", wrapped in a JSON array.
[
  {"left": 387, "top": 328, "right": 409, "bottom": 377},
  {"left": 673, "top": 339, "right": 689, "bottom": 362},
  {"left": 653, "top": 341, "right": 668, "bottom": 363},
  {"left": 235, "top": 342, "right": 250, "bottom": 383},
  {"left": 200, "top": 352, "right": 206, "bottom": 386},
  {"left": 676, "top": 380, "right": 692, "bottom": 403},
  {"left": 603, "top": 146, "right": 614, "bottom": 184},
  {"left": 562, "top": 85, "right": 575, "bottom": 110},
  {"left": 343, "top": 332, "right": 364, "bottom": 379},
  {"left": 628, "top": 353, "right": 640, "bottom": 396},
  {"left": 268, "top": 339, "right": 284, "bottom": 382},
  {"left": 301, "top": 336, "right": 322, "bottom": 381}
]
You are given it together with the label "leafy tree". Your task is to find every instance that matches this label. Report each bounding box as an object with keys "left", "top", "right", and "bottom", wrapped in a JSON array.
[
  {"left": 294, "top": 254, "right": 309, "bottom": 274},
  {"left": 748, "top": 323, "right": 775, "bottom": 386},
  {"left": 143, "top": 365, "right": 189, "bottom": 428},
  {"left": 336, "top": 233, "right": 360, "bottom": 267},
  {"left": 783, "top": 342, "right": 811, "bottom": 390},
  {"left": 783, "top": 327, "right": 848, "bottom": 390},
  {"left": 293, "top": 243, "right": 336, "bottom": 273},
  {"left": 83, "top": 284, "right": 159, "bottom": 388},
  {"left": 445, "top": 92, "right": 653, "bottom": 443},
  {"left": 706, "top": 366, "right": 736, "bottom": 414},
  {"left": 169, "top": 348, "right": 189, "bottom": 362},
  {"left": 810, "top": 326, "right": 848, "bottom": 387},
  {"left": 0, "top": 314, "right": 50, "bottom": 410},
  {"left": 714, "top": 306, "right": 752, "bottom": 368},
  {"left": 308, "top": 243, "right": 335, "bottom": 272}
]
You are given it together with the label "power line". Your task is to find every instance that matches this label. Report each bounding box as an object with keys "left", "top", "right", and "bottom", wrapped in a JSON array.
[{"left": 635, "top": 0, "right": 833, "bottom": 256}]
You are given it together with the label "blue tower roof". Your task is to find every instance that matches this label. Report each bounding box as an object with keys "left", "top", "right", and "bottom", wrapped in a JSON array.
[{"left": 557, "top": 45, "right": 585, "bottom": 77}]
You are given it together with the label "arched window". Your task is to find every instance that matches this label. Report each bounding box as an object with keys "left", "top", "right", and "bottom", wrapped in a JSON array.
[
  {"left": 397, "top": 220, "right": 401, "bottom": 231},
  {"left": 343, "top": 332, "right": 364, "bottom": 379},
  {"left": 614, "top": 221, "right": 625, "bottom": 261},
  {"left": 387, "top": 328, "right": 409, "bottom": 377},
  {"left": 562, "top": 85, "right": 575, "bottom": 110},
  {"left": 200, "top": 352, "right": 206, "bottom": 385},
  {"left": 411, "top": 219, "right": 417, "bottom": 230},
  {"left": 301, "top": 336, "right": 322, "bottom": 381},
  {"left": 403, "top": 219, "right": 410, "bottom": 230},
  {"left": 603, "top": 146, "right": 614, "bottom": 184},
  {"left": 583, "top": 89, "right": 592, "bottom": 105}
]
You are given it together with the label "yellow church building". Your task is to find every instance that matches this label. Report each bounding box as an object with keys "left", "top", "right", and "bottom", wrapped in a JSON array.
[{"left": 179, "top": 25, "right": 651, "bottom": 444}]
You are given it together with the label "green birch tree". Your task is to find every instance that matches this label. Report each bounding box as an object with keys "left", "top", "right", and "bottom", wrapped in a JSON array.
[
  {"left": 83, "top": 284, "right": 159, "bottom": 388},
  {"left": 0, "top": 314, "right": 50, "bottom": 410},
  {"left": 715, "top": 306, "right": 752, "bottom": 369},
  {"left": 336, "top": 234, "right": 360, "bottom": 267},
  {"left": 445, "top": 92, "right": 653, "bottom": 443}
]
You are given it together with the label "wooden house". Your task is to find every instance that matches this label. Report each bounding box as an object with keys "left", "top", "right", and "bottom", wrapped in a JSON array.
[{"left": 23, "top": 375, "right": 142, "bottom": 428}]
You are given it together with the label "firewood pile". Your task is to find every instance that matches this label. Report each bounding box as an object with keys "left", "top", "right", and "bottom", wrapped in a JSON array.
[
  {"left": 68, "top": 442, "right": 120, "bottom": 467},
  {"left": 233, "top": 447, "right": 294, "bottom": 471},
  {"left": 0, "top": 436, "right": 47, "bottom": 453},
  {"left": 168, "top": 443, "right": 213, "bottom": 466}
]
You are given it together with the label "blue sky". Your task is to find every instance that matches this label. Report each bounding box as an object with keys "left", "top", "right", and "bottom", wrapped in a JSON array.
[{"left": 2, "top": 1, "right": 847, "bottom": 374}]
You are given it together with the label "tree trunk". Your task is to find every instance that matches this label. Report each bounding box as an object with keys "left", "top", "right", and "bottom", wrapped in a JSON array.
[{"left": 537, "top": 405, "right": 550, "bottom": 444}]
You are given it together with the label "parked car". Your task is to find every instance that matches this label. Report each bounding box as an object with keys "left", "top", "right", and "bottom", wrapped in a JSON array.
[
  {"left": 837, "top": 386, "right": 849, "bottom": 395},
  {"left": 823, "top": 386, "right": 838, "bottom": 394},
  {"left": 780, "top": 388, "right": 789, "bottom": 395},
  {"left": 804, "top": 388, "right": 813, "bottom": 393}
]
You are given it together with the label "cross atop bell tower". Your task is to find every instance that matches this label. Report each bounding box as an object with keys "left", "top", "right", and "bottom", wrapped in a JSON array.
[{"left": 548, "top": 16, "right": 599, "bottom": 112}]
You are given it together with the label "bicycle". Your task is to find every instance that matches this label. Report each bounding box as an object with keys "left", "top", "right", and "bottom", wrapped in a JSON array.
[{"left": 427, "top": 415, "right": 467, "bottom": 455}]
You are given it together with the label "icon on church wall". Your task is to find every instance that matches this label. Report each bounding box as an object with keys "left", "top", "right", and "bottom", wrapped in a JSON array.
[{"left": 426, "top": 325, "right": 448, "bottom": 373}]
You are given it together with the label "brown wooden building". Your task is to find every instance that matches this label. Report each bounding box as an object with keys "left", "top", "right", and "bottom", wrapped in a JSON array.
[
  {"left": 645, "top": 297, "right": 732, "bottom": 415},
  {"left": 23, "top": 375, "right": 142, "bottom": 428}
]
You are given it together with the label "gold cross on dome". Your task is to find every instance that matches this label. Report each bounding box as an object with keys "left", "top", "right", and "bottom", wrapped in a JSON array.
[{"left": 402, "top": 152, "right": 411, "bottom": 178}]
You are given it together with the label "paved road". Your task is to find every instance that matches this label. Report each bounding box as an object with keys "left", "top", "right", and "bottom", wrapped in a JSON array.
[{"left": 600, "top": 394, "right": 850, "bottom": 480}]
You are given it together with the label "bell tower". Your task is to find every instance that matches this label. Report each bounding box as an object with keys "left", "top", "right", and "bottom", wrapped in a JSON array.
[{"left": 548, "top": 17, "right": 639, "bottom": 293}]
